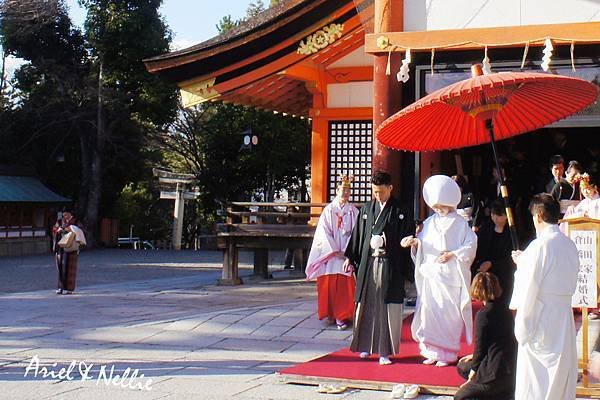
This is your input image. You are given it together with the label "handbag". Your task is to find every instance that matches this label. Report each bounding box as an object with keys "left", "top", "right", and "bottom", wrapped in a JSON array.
[
  {"left": 58, "top": 231, "right": 79, "bottom": 252},
  {"left": 64, "top": 240, "right": 80, "bottom": 253}
]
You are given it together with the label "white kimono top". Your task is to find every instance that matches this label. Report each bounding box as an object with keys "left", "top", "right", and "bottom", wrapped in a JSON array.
[
  {"left": 572, "top": 196, "right": 600, "bottom": 219},
  {"left": 305, "top": 199, "right": 358, "bottom": 280}
]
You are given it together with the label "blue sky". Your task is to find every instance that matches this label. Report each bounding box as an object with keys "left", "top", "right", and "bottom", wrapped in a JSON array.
[
  {"left": 66, "top": 0, "right": 253, "bottom": 49},
  {"left": 3, "top": 1, "right": 254, "bottom": 77}
]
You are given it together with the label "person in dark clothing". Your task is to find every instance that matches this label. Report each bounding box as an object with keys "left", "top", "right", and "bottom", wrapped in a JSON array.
[
  {"left": 454, "top": 272, "right": 517, "bottom": 400},
  {"left": 481, "top": 166, "right": 517, "bottom": 225},
  {"left": 52, "top": 208, "right": 84, "bottom": 295},
  {"left": 544, "top": 154, "right": 566, "bottom": 194},
  {"left": 551, "top": 160, "right": 582, "bottom": 201},
  {"left": 343, "top": 171, "right": 414, "bottom": 365},
  {"left": 452, "top": 175, "right": 480, "bottom": 228},
  {"left": 472, "top": 199, "right": 515, "bottom": 305}
]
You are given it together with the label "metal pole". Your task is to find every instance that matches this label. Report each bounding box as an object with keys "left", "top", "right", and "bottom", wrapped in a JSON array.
[
  {"left": 486, "top": 119, "right": 519, "bottom": 250},
  {"left": 414, "top": 151, "right": 421, "bottom": 221}
]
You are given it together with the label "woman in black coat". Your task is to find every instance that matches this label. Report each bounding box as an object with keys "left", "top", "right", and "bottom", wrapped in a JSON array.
[
  {"left": 454, "top": 272, "right": 517, "bottom": 400},
  {"left": 472, "top": 199, "right": 515, "bottom": 306}
]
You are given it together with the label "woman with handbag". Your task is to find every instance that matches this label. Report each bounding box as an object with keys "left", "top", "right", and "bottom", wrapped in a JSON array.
[{"left": 52, "top": 209, "right": 86, "bottom": 295}]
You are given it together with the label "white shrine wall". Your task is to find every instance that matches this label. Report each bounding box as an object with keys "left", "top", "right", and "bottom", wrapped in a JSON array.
[{"left": 404, "top": 0, "right": 600, "bottom": 32}]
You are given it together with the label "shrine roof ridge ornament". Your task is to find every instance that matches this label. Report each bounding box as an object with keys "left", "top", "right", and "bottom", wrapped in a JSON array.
[{"left": 297, "top": 23, "right": 345, "bottom": 55}]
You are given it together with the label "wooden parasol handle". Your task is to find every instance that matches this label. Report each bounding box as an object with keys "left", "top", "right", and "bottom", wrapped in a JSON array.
[{"left": 486, "top": 120, "right": 520, "bottom": 250}]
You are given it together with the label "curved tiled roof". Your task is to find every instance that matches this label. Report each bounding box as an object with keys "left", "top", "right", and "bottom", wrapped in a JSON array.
[
  {"left": 144, "top": 0, "right": 364, "bottom": 116},
  {"left": 144, "top": 0, "right": 355, "bottom": 82},
  {"left": 146, "top": 0, "right": 312, "bottom": 62}
]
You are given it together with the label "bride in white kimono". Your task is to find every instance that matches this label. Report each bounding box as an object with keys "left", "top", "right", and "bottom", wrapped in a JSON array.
[
  {"left": 564, "top": 173, "right": 600, "bottom": 219},
  {"left": 402, "top": 175, "right": 477, "bottom": 367}
]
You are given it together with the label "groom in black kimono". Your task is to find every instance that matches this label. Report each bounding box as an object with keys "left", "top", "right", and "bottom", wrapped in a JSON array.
[{"left": 343, "top": 170, "right": 414, "bottom": 365}]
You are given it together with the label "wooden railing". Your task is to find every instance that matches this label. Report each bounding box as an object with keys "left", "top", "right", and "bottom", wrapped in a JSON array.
[
  {"left": 216, "top": 202, "right": 335, "bottom": 285},
  {"left": 224, "top": 202, "right": 329, "bottom": 225}
]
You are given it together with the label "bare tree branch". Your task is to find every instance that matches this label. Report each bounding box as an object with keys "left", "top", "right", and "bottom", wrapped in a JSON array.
[{"left": 0, "top": 0, "right": 60, "bottom": 23}]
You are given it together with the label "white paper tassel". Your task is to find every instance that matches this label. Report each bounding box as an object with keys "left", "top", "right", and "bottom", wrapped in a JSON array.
[
  {"left": 482, "top": 46, "right": 492, "bottom": 74},
  {"left": 520, "top": 42, "right": 529, "bottom": 69},
  {"left": 397, "top": 48, "right": 411, "bottom": 83},
  {"left": 430, "top": 48, "right": 435, "bottom": 75},
  {"left": 541, "top": 38, "right": 553, "bottom": 72},
  {"left": 571, "top": 41, "right": 576, "bottom": 72}
]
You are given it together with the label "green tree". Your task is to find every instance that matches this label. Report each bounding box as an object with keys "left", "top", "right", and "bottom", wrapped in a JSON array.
[
  {"left": 76, "top": 0, "right": 178, "bottom": 243},
  {"left": 246, "top": 1, "right": 265, "bottom": 19},
  {"left": 216, "top": 1, "right": 279, "bottom": 35},
  {"left": 154, "top": 102, "right": 310, "bottom": 236},
  {"left": 115, "top": 182, "right": 172, "bottom": 242},
  {"left": 216, "top": 15, "right": 238, "bottom": 34},
  {"left": 0, "top": 0, "right": 91, "bottom": 200},
  {"left": 0, "top": 0, "right": 178, "bottom": 244}
]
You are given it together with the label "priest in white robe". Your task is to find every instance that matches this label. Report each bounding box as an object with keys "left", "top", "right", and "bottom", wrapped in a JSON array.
[
  {"left": 306, "top": 177, "right": 359, "bottom": 330},
  {"left": 509, "top": 193, "right": 579, "bottom": 400},
  {"left": 402, "top": 175, "right": 477, "bottom": 367}
]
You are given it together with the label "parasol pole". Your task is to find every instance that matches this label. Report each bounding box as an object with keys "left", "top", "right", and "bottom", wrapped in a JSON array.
[
  {"left": 470, "top": 64, "right": 520, "bottom": 250},
  {"left": 485, "top": 119, "right": 520, "bottom": 250}
]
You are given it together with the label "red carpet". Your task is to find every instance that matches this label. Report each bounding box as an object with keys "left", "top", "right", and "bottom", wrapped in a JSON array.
[{"left": 280, "top": 308, "right": 479, "bottom": 388}]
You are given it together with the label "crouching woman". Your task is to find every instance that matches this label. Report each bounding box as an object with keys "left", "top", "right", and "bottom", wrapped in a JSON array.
[{"left": 455, "top": 272, "right": 517, "bottom": 400}]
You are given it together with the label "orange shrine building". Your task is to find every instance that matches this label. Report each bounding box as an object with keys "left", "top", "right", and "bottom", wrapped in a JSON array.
[
  {"left": 145, "top": 0, "right": 600, "bottom": 220},
  {"left": 145, "top": 2, "right": 600, "bottom": 393}
]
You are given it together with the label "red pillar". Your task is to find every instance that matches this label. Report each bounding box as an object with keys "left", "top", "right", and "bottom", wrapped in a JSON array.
[
  {"left": 309, "top": 115, "right": 329, "bottom": 205},
  {"left": 372, "top": 0, "right": 404, "bottom": 195}
]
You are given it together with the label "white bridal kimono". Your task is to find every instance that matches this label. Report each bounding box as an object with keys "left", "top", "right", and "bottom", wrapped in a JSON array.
[
  {"left": 509, "top": 225, "right": 579, "bottom": 400},
  {"left": 305, "top": 198, "right": 358, "bottom": 280},
  {"left": 411, "top": 211, "right": 477, "bottom": 362},
  {"left": 569, "top": 196, "right": 600, "bottom": 219}
]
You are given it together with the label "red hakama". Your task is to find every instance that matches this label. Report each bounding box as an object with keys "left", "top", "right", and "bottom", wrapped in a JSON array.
[{"left": 316, "top": 274, "right": 356, "bottom": 322}]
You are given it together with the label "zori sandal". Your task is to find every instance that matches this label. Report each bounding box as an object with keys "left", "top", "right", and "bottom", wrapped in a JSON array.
[
  {"left": 390, "top": 383, "right": 406, "bottom": 399},
  {"left": 403, "top": 384, "right": 420, "bottom": 399}
]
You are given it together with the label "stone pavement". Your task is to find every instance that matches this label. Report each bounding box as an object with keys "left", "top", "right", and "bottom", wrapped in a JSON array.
[
  {"left": 0, "top": 250, "right": 593, "bottom": 399},
  {"left": 0, "top": 249, "right": 258, "bottom": 293},
  {"left": 0, "top": 250, "right": 453, "bottom": 400}
]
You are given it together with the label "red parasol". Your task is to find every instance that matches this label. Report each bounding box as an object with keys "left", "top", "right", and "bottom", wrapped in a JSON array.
[{"left": 377, "top": 65, "right": 599, "bottom": 249}]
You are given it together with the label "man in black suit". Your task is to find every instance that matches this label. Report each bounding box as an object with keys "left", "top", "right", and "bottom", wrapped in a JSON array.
[
  {"left": 544, "top": 155, "right": 565, "bottom": 194},
  {"left": 343, "top": 171, "right": 414, "bottom": 366},
  {"left": 550, "top": 160, "right": 582, "bottom": 202}
]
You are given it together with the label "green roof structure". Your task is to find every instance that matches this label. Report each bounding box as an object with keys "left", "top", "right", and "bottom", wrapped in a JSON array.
[{"left": 0, "top": 176, "right": 70, "bottom": 203}]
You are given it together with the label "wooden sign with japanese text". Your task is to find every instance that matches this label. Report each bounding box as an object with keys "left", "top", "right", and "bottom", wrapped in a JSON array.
[{"left": 571, "top": 229, "right": 598, "bottom": 308}]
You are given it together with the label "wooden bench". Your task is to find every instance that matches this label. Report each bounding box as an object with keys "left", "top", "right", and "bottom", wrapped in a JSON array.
[{"left": 215, "top": 202, "right": 325, "bottom": 285}]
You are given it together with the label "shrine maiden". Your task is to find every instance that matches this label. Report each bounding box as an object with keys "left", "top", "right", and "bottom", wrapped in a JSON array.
[
  {"left": 305, "top": 176, "right": 359, "bottom": 330},
  {"left": 402, "top": 175, "right": 477, "bottom": 367}
]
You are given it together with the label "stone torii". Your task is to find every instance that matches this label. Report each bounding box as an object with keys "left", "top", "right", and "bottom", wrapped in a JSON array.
[{"left": 153, "top": 168, "right": 199, "bottom": 250}]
